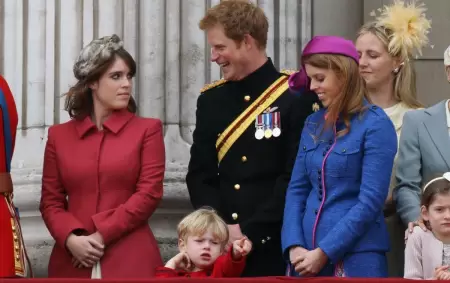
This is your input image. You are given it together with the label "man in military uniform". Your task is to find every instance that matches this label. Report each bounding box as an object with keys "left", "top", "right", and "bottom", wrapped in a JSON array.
[{"left": 186, "top": 0, "right": 320, "bottom": 277}]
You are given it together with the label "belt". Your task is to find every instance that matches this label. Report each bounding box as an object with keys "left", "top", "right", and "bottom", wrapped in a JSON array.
[{"left": 0, "top": 173, "right": 13, "bottom": 193}]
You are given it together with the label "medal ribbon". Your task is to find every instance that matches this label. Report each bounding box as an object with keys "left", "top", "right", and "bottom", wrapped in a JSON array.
[
  {"left": 255, "top": 115, "right": 263, "bottom": 127},
  {"left": 268, "top": 113, "right": 273, "bottom": 129},
  {"left": 274, "top": 112, "right": 280, "bottom": 127},
  {"left": 263, "top": 113, "right": 268, "bottom": 129}
]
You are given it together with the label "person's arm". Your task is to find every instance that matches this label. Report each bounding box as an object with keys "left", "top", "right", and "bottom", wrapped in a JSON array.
[
  {"left": 186, "top": 93, "right": 226, "bottom": 219},
  {"left": 91, "top": 119, "right": 165, "bottom": 246},
  {"left": 404, "top": 227, "right": 425, "bottom": 279},
  {"left": 393, "top": 111, "right": 422, "bottom": 225},
  {"left": 317, "top": 116, "right": 397, "bottom": 263},
  {"left": 39, "top": 127, "right": 87, "bottom": 249},
  {"left": 212, "top": 247, "right": 246, "bottom": 277},
  {"left": 155, "top": 267, "right": 179, "bottom": 278},
  {"left": 239, "top": 91, "right": 319, "bottom": 247},
  {"left": 281, "top": 115, "right": 314, "bottom": 258}
]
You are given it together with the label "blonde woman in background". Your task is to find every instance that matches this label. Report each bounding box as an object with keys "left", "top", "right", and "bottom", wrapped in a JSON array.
[{"left": 355, "top": 1, "right": 431, "bottom": 277}]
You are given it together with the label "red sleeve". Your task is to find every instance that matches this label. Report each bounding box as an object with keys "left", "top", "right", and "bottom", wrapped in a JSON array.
[
  {"left": 155, "top": 267, "right": 179, "bottom": 278},
  {"left": 91, "top": 120, "right": 165, "bottom": 245},
  {"left": 39, "top": 126, "right": 86, "bottom": 249},
  {"left": 211, "top": 247, "right": 246, "bottom": 277}
]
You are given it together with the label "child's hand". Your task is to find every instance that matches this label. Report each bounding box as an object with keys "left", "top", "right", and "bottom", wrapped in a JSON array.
[
  {"left": 232, "top": 237, "right": 252, "bottom": 260},
  {"left": 434, "top": 265, "right": 450, "bottom": 280},
  {"left": 165, "top": 252, "right": 192, "bottom": 271}
]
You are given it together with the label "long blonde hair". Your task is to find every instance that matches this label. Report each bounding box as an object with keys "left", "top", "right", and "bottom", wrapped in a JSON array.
[{"left": 358, "top": 23, "right": 423, "bottom": 109}]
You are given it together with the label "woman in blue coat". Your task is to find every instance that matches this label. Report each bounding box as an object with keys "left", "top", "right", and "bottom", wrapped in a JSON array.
[{"left": 282, "top": 35, "right": 397, "bottom": 278}]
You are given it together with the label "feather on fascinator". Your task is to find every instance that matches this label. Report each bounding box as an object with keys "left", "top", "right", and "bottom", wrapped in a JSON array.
[{"left": 371, "top": 0, "right": 432, "bottom": 60}]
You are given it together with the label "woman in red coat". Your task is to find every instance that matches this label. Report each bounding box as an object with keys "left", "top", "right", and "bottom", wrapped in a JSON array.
[
  {"left": 39, "top": 34, "right": 165, "bottom": 278},
  {"left": 0, "top": 76, "right": 31, "bottom": 278}
]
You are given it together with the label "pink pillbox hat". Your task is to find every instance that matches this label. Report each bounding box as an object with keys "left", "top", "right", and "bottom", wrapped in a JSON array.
[{"left": 288, "top": 35, "right": 360, "bottom": 92}]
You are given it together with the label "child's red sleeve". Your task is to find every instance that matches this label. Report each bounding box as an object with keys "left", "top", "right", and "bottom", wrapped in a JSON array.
[
  {"left": 155, "top": 266, "right": 179, "bottom": 278},
  {"left": 211, "top": 247, "right": 246, "bottom": 277}
]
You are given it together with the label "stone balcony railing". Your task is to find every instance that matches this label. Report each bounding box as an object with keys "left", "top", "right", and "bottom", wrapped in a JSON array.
[{"left": 13, "top": 163, "right": 191, "bottom": 278}]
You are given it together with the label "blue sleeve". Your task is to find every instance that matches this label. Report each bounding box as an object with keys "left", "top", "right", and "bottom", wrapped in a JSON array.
[
  {"left": 317, "top": 116, "right": 397, "bottom": 263},
  {"left": 393, "top": 111, "right": 422, "bottom": 225},
  {"left": 281, "top": 118, "right": 313, "bottom": 259}
]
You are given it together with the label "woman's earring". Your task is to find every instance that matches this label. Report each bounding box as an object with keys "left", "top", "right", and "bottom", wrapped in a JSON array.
[{"left": 393, "top": 62, "right": 405, "bottom": 74}]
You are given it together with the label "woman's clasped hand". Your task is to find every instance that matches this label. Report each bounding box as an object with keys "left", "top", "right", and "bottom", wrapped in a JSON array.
[
  {"left": 66, "top": 232, "right": 105, "bottom": 268},
  {"left": 290, "top": 246, "right": 328, "bottom": 276}
]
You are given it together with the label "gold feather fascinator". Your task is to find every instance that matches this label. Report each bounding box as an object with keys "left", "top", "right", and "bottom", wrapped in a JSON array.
[{"left": 371, "top": 0, "right": 432, "bottom": 60}]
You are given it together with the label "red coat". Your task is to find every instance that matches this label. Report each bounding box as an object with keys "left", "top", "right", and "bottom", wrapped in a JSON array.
[
  {"left": 39, "top": 110, "right": 165, "bottom": 278},
  {"left": 0, "top": 75, "right": 30, "bottom": 278},
  {"left": 155, "top": 249, "right": 246, "bottom": 278}
]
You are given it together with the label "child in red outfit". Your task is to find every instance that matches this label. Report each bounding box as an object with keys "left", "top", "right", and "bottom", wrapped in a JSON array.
[{"left": 156, "top": 208, "right": 252, "bottom": 278}]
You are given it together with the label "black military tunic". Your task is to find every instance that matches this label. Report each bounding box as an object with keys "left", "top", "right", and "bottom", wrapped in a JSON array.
[{"left": 186, "top": 58, "right": 321, "bottom": 276}]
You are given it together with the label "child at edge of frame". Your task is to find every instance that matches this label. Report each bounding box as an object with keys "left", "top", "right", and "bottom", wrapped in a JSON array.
[
  {"left": 155, "top": 207, "right": 252, "bottom": 278},
  {"left": 405, "top": 172, "right": 450, "bottom": 280}
]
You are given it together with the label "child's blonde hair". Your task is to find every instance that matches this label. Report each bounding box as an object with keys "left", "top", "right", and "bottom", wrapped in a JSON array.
[{"left": 177, "top": 207, "right": 229, "bottom": 247}]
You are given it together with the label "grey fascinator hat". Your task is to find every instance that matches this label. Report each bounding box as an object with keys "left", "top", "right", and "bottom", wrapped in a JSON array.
[{"left": 73, "top": 34, "right": 124, "bottom": 80}]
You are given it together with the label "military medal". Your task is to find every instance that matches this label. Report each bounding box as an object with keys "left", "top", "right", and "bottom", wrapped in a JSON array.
[
  {"left": 254, "top": 115, "right": 264, "bottom": 140},
  {"left": 272, "top": 112, "right": 281, "bottom": 137},
  {"left": 263, "top": 113, "right": 272, "bottom": 139}
]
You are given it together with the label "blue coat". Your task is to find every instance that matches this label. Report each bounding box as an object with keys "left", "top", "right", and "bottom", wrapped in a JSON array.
[{"left": 282, "top": 104, "right": 397, "bottom": 270}]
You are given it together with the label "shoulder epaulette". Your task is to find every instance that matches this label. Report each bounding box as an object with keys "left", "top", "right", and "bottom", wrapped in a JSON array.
[
  {"left": 200, "top": 78, "right": 227, "bottom": 93},
  {"left": 280, "top": 69, "right": 297, "bottom": 76}
]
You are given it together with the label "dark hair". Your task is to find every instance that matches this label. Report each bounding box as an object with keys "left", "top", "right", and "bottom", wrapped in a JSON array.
[
  {"left": 421, "top": 177, "right": 450, "bottom": 208},
  {"left": 64, "top": 48, "right": 137, "bottom": 120}
]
